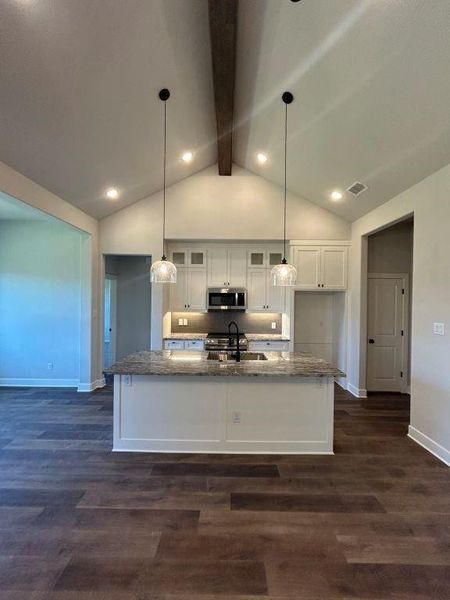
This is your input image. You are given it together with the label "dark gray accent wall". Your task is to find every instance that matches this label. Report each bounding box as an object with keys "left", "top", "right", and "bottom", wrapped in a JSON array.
[{"left": 171, "top": 311, "right": 282, "bottom": 334}]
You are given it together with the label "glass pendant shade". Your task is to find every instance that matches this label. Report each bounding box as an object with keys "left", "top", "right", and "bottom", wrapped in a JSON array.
[
  {"left": 150, "top": 257, "right": 177, "bottom": 283},
  {"left": 271, "top": 260, "right": 297, "bottom": 286}
]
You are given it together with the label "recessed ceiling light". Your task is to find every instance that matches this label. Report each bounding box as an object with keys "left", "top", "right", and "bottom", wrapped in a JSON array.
[
  {"left": 181, "top": 151, "right": 193, "bottom": 163},
  {"left": 330, "top": 190, "right": 343, "bottom": 201},
  {"left": 106, "top": 187, "right": 119, "bottom": 199},
  {"left": 256, "top": 152, "right": 268, "bottom": 164}
]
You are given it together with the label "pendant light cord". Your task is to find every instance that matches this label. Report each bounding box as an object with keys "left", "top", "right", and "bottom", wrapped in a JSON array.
[
  {"left": 283, "top": 101, "right": 288, "bottom": 262},
  {"left": 162, "top": 99, "right": 167, "bottom": 260}
]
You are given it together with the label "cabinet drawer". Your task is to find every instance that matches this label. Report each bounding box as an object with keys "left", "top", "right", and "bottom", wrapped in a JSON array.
[
  {"left": 164, "top": 340, "right": 185, "bottom": 350},
  {"left": 248, "top": 341, "right": 289, "bottom": 352},
  {"left": 185, "top": 340, "right": 204, "bottom": 351}
]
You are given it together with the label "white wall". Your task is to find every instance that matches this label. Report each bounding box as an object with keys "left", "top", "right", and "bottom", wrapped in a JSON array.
[
  {"left": 349, "top": 163, "right": 450, "bottom": 464},
  {"left": 0, "top": 220, "right": 85, "bottom": 386},
  {"left": 368, "top": 221, "right": 413, "bottom": 274},
  {"left": 100, "top": 164, "right": 350, "bottom": 349},
  {"left": 0, "top": 162, "right": 102, "bottom": 388}
]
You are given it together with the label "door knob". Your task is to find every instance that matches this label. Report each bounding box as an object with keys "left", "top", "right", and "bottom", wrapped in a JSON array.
[{"left": 368, "top": 338, "right": 375, "bottom": 344}]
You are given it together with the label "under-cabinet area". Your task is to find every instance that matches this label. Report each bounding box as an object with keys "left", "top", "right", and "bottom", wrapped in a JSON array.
[{"left": 293, "top": 291, "right": 347, "bottom": 386}]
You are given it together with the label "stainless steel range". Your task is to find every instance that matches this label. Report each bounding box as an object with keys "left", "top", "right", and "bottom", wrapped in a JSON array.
[{"left": 204, "top": 332, "right": 248, "bottom": 352}]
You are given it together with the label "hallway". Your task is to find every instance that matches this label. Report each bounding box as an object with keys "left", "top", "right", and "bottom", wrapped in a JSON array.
[{"left": 0, "top": 385, "right": 448, "bottom": 598}]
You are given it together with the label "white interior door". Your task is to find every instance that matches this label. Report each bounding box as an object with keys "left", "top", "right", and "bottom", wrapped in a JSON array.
[
  {"left": 104, "top": 276, "right": 117, "bottom": 369},
  {"left": 367, "top": 275, "right": 407, "bottom": 392}
]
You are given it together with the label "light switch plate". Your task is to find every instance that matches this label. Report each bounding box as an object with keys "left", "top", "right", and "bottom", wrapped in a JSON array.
[
  {"left": 271, "top": 321, "right": 277, "bottom": 329},
  {"left": 183, "top": 318, "right": 188, "bottom": 326},
  {"left": 433, "top": 322, "right": 445, "bottom": 335},
  {"left": 123, "top": 375, "right": 132, "bottom": 386},
  {"left": 178, "top": 318, "right": 183, "bottom": 326}
]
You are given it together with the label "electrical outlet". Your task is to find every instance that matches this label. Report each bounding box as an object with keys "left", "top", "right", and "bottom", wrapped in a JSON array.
[
  {"left": 183, "top": 318, "right": 188, "bottom": 326},
  {"left": 178, "top": 318, "right": 183, "bottom": 326},
  {"left": 231, "top": 411, "right": 241, "bottom": 424},
  {"left": 47, "top": 362, "right": 53, "bottom": 370},
  {"left": 271, "top": 321, "right": 277, "bottom": 330},
  {"left": 123, "top": 375, "right": 132, "bottom": 386},
  {"left": 433, "top": 322, "right": 445, "bottom": 335}
]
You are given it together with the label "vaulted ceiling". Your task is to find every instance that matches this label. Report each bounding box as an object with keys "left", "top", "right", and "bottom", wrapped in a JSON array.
[{"left": 1, "top": 0, "right": 450, "bottom": 221}]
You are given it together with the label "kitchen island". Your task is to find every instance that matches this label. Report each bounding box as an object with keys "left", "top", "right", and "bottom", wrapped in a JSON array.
[{"left": 107, "top": 350, "right": 344, "bottom": 455}]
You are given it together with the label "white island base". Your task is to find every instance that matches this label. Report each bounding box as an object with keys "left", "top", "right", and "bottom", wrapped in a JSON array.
[{"left": 113, "top": 374, "right": 334, "bottom": 454}]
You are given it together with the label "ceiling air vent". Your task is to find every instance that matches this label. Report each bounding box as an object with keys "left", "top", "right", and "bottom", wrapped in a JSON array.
[{"left": 347, "top": 181, "right": 368, "bottom": 196}]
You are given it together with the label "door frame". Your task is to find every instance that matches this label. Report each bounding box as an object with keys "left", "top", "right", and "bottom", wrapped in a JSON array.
[{"left": 367, "top": 272, "right": 410, "bottom": 394}]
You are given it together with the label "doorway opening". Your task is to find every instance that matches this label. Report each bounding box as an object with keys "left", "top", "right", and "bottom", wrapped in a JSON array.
[
  {"left": 366, "top": 218, "right": 413, "bottom": 394},
  {"left": 103, "top": 255, "right": 152, "bottom": 370}
]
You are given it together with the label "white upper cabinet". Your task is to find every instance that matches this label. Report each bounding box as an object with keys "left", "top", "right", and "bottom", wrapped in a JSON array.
[
  {"left": 321, "top": 247, "right": 347, "bottom": 289},
  {"left": 187, "top": 269, "right": 207, "bottom": 310},
  {"left": 207, "top": 247, "right": 246, "bottom": 287},
  {"left": 247, "top": 268, "right": 286, "bottom": 312},
  {"left": 171, "top": 267, "right": 207, "bottom": 312},
  {"left": 170, "top": 248, "right": 206, "bottom": 268},
  {"left": 292, "top": 245, "right": 348, "bottom": 290},
  {"left": 293, "top": 247, "right": 321, "bottom": 289},
  {"left": 247, "top": 269, "right": 267, "bottom": 311},
  {"left": 266, "top": 275, "right": 286, "bottom": 312},
  {"left": 228, "top": 247, "right": 247, "bottom": 286},
  {"left": 248, "top": 248, "right": 283, "bottom": 269},
  {"left": 171, "top": 268, "right": 189, "bottom": 311}
]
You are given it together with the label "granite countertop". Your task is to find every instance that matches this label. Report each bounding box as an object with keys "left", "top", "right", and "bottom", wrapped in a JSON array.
[
  {"left": 106, "top": 350, "right": 344, "bottom": 378},
  {"left": 246, "top": 334, "right": 290, "bottom": 341},
  {"left": 164, "top": 333, "right": 208, "bottom": 340},
  {"left": 164, "top": 333, "right": 290, "bottom": 341}
]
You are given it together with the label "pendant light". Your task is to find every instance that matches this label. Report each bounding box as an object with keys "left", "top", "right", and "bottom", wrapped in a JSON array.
[
  {"left": 271, "top": 91, "right": 297, "bottom": 286},
  {"left": 150, "top": 88, "right": 177, "bottom": 284}
]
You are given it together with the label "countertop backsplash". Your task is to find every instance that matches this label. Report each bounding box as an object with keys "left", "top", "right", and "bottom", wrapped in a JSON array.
[{"left": 171, "top": 311, "right": 282, "bottom": 334}]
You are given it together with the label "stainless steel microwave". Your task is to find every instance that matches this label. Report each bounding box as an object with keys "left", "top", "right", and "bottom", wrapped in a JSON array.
[{"left": 207, "top": 288, "right": 247, "bottom": 311}]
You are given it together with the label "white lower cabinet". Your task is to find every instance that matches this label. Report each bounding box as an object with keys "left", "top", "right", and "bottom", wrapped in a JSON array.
[
  {"left": 164, "top": 339, "right": 205, "bottom": 351},
  {"left": 247, "top": 269, "right": 285, "bottom": 312},
  {"left": 248, "top": 341, "right": 290, "bottom": 352}
]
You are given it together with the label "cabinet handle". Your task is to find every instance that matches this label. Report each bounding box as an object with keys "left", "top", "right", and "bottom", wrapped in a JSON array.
[
  {"left": 318, "top": 283, "right": 320, "bottom": 287},
  {"left": 322, "top": 284, "right": 324, "bottom": 288}
]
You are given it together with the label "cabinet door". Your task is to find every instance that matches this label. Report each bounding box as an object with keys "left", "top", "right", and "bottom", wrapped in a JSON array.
[
  {"left": 293, "top": 247, "right": 321, "bottom": 289},
  {"left": 266, "top": 271, "right": 286, "bottom": 312},
  {"left": 171, "top": 250, "right": 187, "bottom": 267},
  {"left": 248, "top": 249, "right": 266, "bottom": 268},
  {"left": 321, "top": 247, "right": 347, "bottom": 289},
  {"left": 189, "top": 249, "right": 206, "bottom": 267},
  {"left": 187, "top": 269, "right": 207, "bottom": 311},
  {"left": 171, "top": 268, "right": 188, "bottom": 310},
  {"left": 228, "top": 248, "right": 247, "bottom": 286},
  {"left": 247, "top": 269, "right": 267, "bottom": 311},
  {"left": 207, "top": 248, "right": 228, "bottom": 286}
]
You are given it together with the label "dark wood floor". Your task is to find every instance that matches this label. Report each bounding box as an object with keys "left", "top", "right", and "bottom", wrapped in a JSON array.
[{"left": 0, "top": 384, "right": 449, "bottom": 599}]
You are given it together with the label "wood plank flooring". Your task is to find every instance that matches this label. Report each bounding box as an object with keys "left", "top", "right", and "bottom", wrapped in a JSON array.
[{"left": 0, "top": 384, "right": 449, "bottom": 599}]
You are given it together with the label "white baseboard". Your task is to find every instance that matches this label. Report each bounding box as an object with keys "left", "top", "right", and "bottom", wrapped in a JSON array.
[
  {"left": 347, "top": 382, "right": 368, "bottom": 398},
  {"left": 78, "top": 378, "right": 106, "bottom": 393},
  {"left": 0, "top": 377, "right": 79, "bottom": 388},
  {"left": 408, "top": 425, "right": 450, "bottom": 467},
  {"left": 334, "top": 377, "right": 347, "bottom": 389}
]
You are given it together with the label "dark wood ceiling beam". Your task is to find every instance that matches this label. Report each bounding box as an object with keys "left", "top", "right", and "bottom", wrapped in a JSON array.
[{"left": 208, "top": 0, "right": 238, "bottom": 176}]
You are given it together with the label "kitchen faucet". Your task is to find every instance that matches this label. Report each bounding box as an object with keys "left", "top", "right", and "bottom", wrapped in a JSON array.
[{"left": 227, "top": 321, "right": 241, "bottom": 362}]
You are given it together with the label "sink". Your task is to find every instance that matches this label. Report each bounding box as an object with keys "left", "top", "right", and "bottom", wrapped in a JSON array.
[{"left": 207, "top": 352, "right": 267, "bottom": 361}]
